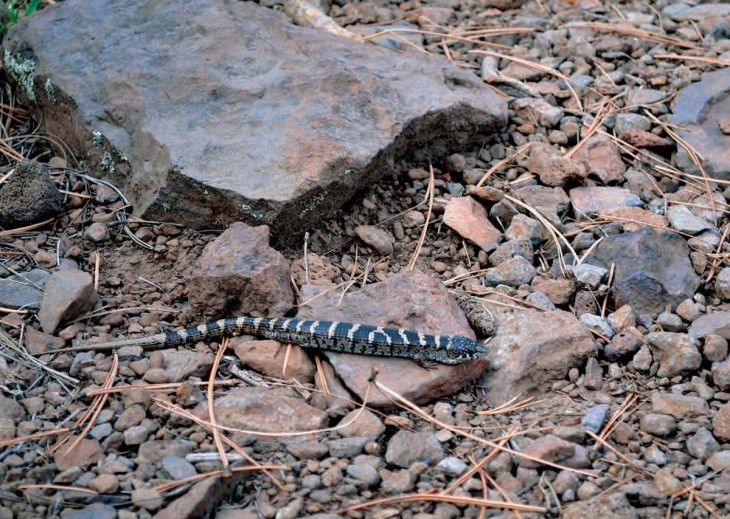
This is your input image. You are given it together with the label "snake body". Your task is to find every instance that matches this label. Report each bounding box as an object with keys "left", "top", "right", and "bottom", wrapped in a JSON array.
[{"left": 51, "top": 316, "right": 488, "bottom": 365}]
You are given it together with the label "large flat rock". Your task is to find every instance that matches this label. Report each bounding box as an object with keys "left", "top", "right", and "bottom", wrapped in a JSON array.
[
  {"left": 3, "top": 0, "right": 506, "bottom": 238},
  {"left": 670, "top": 68, "right": 730, "bottom": 180}
]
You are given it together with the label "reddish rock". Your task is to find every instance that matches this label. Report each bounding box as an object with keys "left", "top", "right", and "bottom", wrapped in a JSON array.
[
  {"left": 477, "top": 303, "right": 596, "bottom": 405},
  {"left": 160, "top": 350, "right": 215, "bottom": 382},
  {"left": 354, "top": 225, "right": 395, "bottom": 255},
  {"left": 3, "top": 0, "right": 506, "bottom": 235},
  {"left": 576, "top": 134, "right": 626, "bottom": 183},
  {"left": 619, "top": 129, "right": 673, "bottom": 151},
  {"left": 647, "top": 332, "right": 701, "bottom": 377},
  {"left": 712, "top": 403, "right": 730, "bottom": 442},
  {"left": 311, "top": 360, "right": 354, "bottom": 417},
  {"left": 527, "top": 143, "right": 587, "bottom": 187},
  {"left": 599, "top": 206, "right": 668, "bottom": 232},
  {"left": 712, "top": 359, "right": 730, "bottom": 391},
  {"left": 195, "top": 387, "right": 328, "bottom": 437},
  {"left": 188, "top": 223, "right": 293, "bottom": 321},
  {"left": 531, "top": 276, "right": 576, "bottom": 306},
  {"left": 516, "top": 435, "right": 576, "bottom": 469},
  {"left": 22, "top": 324, "right": 65, "bottom": 355},
  {"left": 297, "top": 270, "right": 486, "bottom": 407},
  {"left": 54, "top": 436, "right": 104, "bottom": 471},
  {"left": 155, "top": 472, "right": 249, "bottom": 519},
  {"left": 232, "top": 339, "right": 316, "bottom": 383},
  {"left": 443, "top": 197, "right": 501, "bottom": 253},
  {"left": 651, "top": 393, "right": 709, "bottom": 419},
  {"left": 38, "top": 270, "right": 97, "bottom": 334}
]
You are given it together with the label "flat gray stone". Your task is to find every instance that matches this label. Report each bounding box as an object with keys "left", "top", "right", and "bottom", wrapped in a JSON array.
[
  {"left": 670, "top": 68, "right": 730, "bottom": 180},
  {"left": 0, "top": 269, "right": 49, "bottom": 310},
  {"left": 4, "top": 0, "right": 506, "bottom": 238},
  {"left": 590, "top": 228, "right": 700, "bottom": 315}
]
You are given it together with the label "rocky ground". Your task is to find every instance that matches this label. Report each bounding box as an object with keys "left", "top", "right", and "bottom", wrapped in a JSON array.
[{"left": 1, "top": 0, "right": 730, "bottom": 518}]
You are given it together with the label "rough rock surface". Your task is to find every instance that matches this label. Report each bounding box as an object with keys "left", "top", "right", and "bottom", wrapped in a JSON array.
[
  {"left": 37, "top": 270, "right": 96, "bottom": 333},
  {"left": 590, "top": 228, "right": 700, "bottom": 315},
  {"left": 3, "top": 0, "right": 506, "bottom": 237},
  {"left": 670, "top": 68, "right": 730, "bottom": 180},
  {"left": 0, "top": 269, "right": 49, "bottom": 310},
  {"left": 476, "top": 303, "right": 596, "bottom": 405},
  {"left": 0, "top": 160, "right": 62, "bottom": 227},
  {"left": 187, "top": 223, "right": 293, "bottom": 321},
  {"left": 297, "top": 270, "right": 486, "bottom": 407}
]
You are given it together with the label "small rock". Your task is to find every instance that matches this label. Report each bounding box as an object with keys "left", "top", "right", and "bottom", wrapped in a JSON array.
[
  {"left": 484, "top": 255, "right": 536, "bottom": 287},
  {"left": 581, "top": 403, "right": 608, "bottom": 433},
  {"left": 652, "top": 393, "right": 709, "bottom": 418},
  {"left": 712, "top": 358, "right": 730, "bottom": 390},
  {"left": 676, "top": 299, "right": 702, "bottom": 322},
  {"left": 689, "top": 312, "right": 730, "bottom": 341},
  {"left": 84, "top": 222, "right": 111, "bottom": 242},
  {"left": 0, "top": 160, "right": 62, "bottom": 227},
  {"left": 0, "top": 269, "right": 49, "bottom": 310},
  {"left": 131, "top": 487, "right": 163, "bottom": 511},
  {"left": 162, "top": 455, "right": 197, "bottom": 480},
  {"left": 354, "top": 225, "right": 395, "bottom": 255},
  {"left": 640, "top": 414, "right": 676, "bottom": 436},
  {"left": 503, "top": 214, "right": 546, "bottom": 245},
  {"left": 531, "top": 276, "right": 576, "bottom": 306},
  {"left": 516, "top": 435, "right": 575, "bottom": 469},
  {"left": 346, "top": 463, "right": 380, "bottom": 487},
  {"left": 580, "top": 314, "right": 614, "bottom": 339},
  {"left": 232, "top": 339, "right": 315, "bottom": 382},
  {"left": 570, "top": 264, "right": 607, "bottom": 290},
  {"left": 54, "top": 437, "right": 104, "bottom": 471},
  {"left": 512, "top": 98, "right": 564, "bottom": 127},
  {"left": 328, "top": 437, "right": 368, "bottom": 458},
  {"left": 713, "top": 403, "right": 730, "bottom": 442},
  {"left": 570, "top": 186, "right": 642, "bottom": 216},
  {"left": 647, "top": 332, "right": 701, "bottom": 377},
  {"left": 605, "top": 328, "right": 643, "bottom": 361},
  {"left": 38, "top": 270, "right": 97, "bottom": 334},
  {"left": 667, "top": 206, "right": 716, "bottom": 235},
  {"left": 686, "top": 428, "right": 720, "bottom": 460},
  {"left": 338, "top": 409, "right": 385, "bottom": 440},
  {"left": 443, "top": 196, "right": 501, "bottom": 252},
  {"left": 576, "top": 134, "right": 626, "bottom": 183},
  {"left": 657, "top": 312, "right": 684, "bottom": 332},
  {"left": 619, "top": 129, "right": 673, "bottom": 151},
  {"left": 527, "top": 143, "right": 587, "bottom": 187},
  {"left": 385, "top": 431, "right": 444, "bottom": 468},
  {"left": 704, "top": 335, "right": 728, "bottom": 362},
  {"left": 716, "top": 268, "right": 730, "bottom": 301},
  {"left": 435, "top": 456, "right": 468, "bottom": 476}
]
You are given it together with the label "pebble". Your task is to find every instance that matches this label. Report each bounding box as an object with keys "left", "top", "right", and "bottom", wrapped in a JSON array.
[
  {"left": 712, "top": 359, "right": 730, "bottom": 390},
  {"left": 639, "top": 414, "right": 676, "bottom": 436},
  {"left": 686, "top": 428, "right": 720, "bottom": 460},
  {"left": 581, "top": 403, "right": 608, "bottom": 433},
  {"left": 354, "top": 225, "right": 394, "bottom": 255},
  {"left": 84, "top": 222, "right": 111, "bottom": 242},
  {"left": 385, "top": 431, "right": 444, "bottom": 468}
]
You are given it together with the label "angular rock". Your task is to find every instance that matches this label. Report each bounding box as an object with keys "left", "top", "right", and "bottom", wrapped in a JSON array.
[
  {"left": 689, "top": 312, "right": 730, "bottom": 341},
  {"left": 713, "top": 403, "right": 730, "bottom": 442},
  {"left": 232, "top": 338, "right": 315, "bottom": 383},
  {"left": 712, "top": 359, "right": 730, "bottom": 390},
  {"left": 385, "top": 430, "right": 444, "bottom": 468},
  {"left": 640, "top": 414, "right": 676, "bottom": 437},
  {"left": 187, "top": 223, "right": 293, "bottom": 321},
  {"left": 354, "top": 226, "right": 395, "bottom": 256},
  {"left": 443, "top": 196, "right": 501, "bottom": 252},
  {"left": 160, "top": 350, "right": 215, "bottom": 382},
  {"left": 604, "top": 328, "right": 643, "bottom": 361},
  {"left": 590, "top": 228, "right": 700, "bottom": 315},
  {"left": 716, "top": 268, "right": 730, "bottom": 301},
  {"left": 195, "top": 387, "right": 328, "bottom": 438},
  {"left": 562, "top": 493, "right": 638, "bottom": 519},
  {"left": 512, "top": 98, "right": 564, "bottom": 127},
  {"left": 527, "top": 143, "right": 587, "bottom": 187},
  {"left": 670, "top": 68, "right": 730, "bottom": 180},
  {"left": 646, "top": 332, "right": 701, "bottom": 378},
  {"left": 651, "top": 393, "right": 709, "bottom": 419},
  {"left": 3, "top": 0, "right": 506, "bottom": 236},
  {"left": 686, "top": 428, "right": 720, "bottom": 460},
  {"left": 618, "top": 129, "right": 673, "bottom": 151},
  {"left": 569, "top": 186, "right": 643, "bottom": 217},
  {"left": 484, "top": 255, "right": 536, "bottom": 287},
  {"left": 531, "top": 276, "right": 576, "bottom": 306},
  {"left": 513, "top": 185, "right": 570, "bottom": 226},
  {"left": 0, "top": 269, "right": 49, "bottom": 310},
  {"left": 666, "top": 205, "right": 716, "bottom": 235},
  {"left": 516, "top": 435, "right": 576, "bottom": 469},
  {"left": 155, "top": 472, "right": 249, "bottom": 519},
  {"left": 599, "top": 206, "right": 667, "bottom": 233},
  {"left": 576, "top": 134, "right": 626, "bottom": 183},
  {"left": 54, "top": 436, "right": 104, "bottom": 471},
  {"left": 297, "top": 269, "right": 486, "bottom": 407},
  {"left": 477, "top": 303, "right": 595, "bottom": 405},
  {"left": 0, "top": 160, "right": 62, "bottom": 227},
  {"left": 38, "top": 270, "right": 96, "bottom": 334}
]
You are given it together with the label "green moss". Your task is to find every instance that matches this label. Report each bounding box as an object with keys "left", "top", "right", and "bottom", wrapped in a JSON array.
[
  {"left": 299, "top": 193, "right": 326, "bottom": 219},
  {"left": 4, "top": 49, "right": 36, "bottom": 101},
  {"left": 44, "top": 78, "right": 55, "bottom": 103}
]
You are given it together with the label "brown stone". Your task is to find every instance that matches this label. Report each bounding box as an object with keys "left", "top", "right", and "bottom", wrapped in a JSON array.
[
  {"left": 712, "top": 403, "right": 730, "bottom": 442},
  {"left": 188, "top": 223, "right": 293, "bottom": 321},
  {"left": 576, "top": 134, "right": 626, "bottom": 183},
  {"left": 599, "top": 206, "right": 668, "bottom": 232},
  {"left": 618, "top": 129, "right": 673, "bottom": 150},
  {"left": 232, "top": 339, "right": 316, "bottom": 383},
  {"left": 531, "top": 276, "right": 576, "bottom": 305},
  {"left": 54, "top": 436, "right": 104, "bottom": 471},
  {"left": 38, "top": 270, "right": 97, "bottom": 334},
  {"left": 516, "top": 435, "right": 576, "bottom": 468},
  {"left": 569, "top": 187, "right": 642, "bottom": 217},
  {"left": 477, "top": 303, "right": 596, "bottom": 405},
  {"left": 443, "top": 196, "right": 501, "bottom": 253},
  {"left": 527, "top": 143, "right": 587, "bottom": 187},
  {"left": 298, "top": 270, "right": 486, "bottom": 407},
  {"left": 3, "top": 0, "right": 505, "bottom": 236}
]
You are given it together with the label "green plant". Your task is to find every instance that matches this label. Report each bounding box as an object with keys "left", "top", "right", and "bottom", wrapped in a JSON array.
[{"left": 1, "top": 0, "right": 41, "bottom": 35}]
